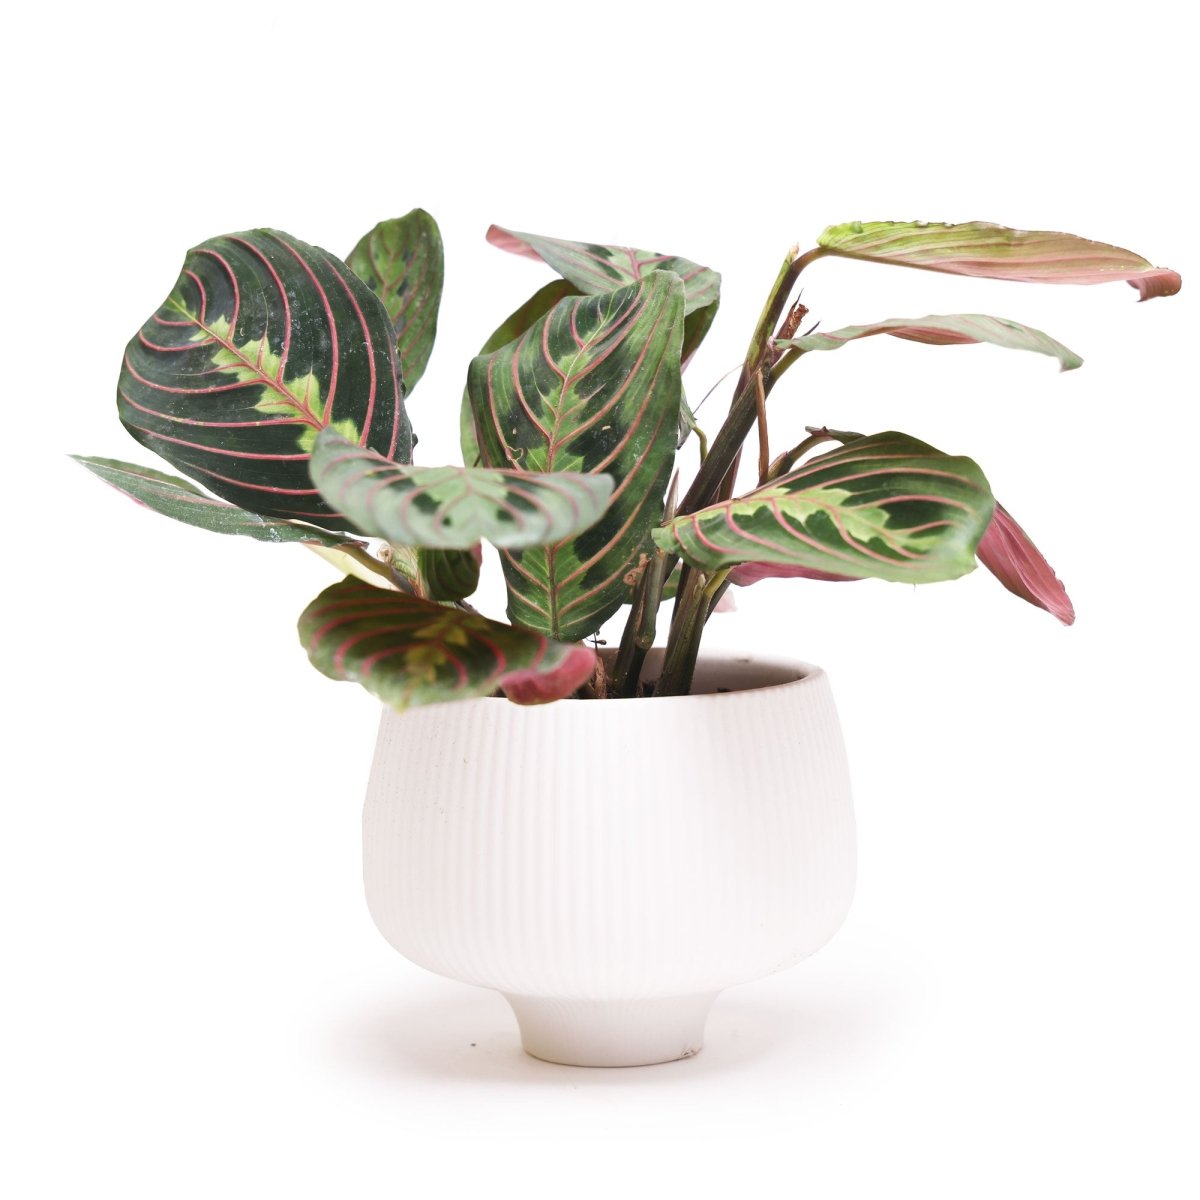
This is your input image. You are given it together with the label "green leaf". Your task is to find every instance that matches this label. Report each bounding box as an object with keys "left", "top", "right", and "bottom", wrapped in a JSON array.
[
  {"left": 310, "top": 429, "right": 614, "bottom": 550},
  {"left": 298, "top": 576, "right": 597, "bottom": 709},
  {"left": 654, "top": 432, "right": 994, "bottom": 584},
  {"left": 417, "top": 547, "right": 481, "bottom": 602},
  {"left": 461, "top": 280, "right": 581, "bottom": 466},
  {"left": 119, "top": 228, "right": 410, "bottom": 530},
  {"left": 777, "top": 313, "right": 1082, "bottom": 371},
  {"left": 487, "top": 225, "right": 720, "bottom": 363},
  {"left": 72, "top": 455, "right": 358, "bottom": 548},
  {"left": 817, "top": 221, "right": 1181, "bottom": 300},
  {"left": 466, "top": 273, "right": 686, "bottom": 641},
  {"left": 346, "top": 209, "right": 444, "bottom": 392}
]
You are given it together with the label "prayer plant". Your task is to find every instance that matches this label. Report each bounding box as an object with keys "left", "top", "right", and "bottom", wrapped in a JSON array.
[{"left": 76, "top": 213, "right": 1180, "bottom": 708}]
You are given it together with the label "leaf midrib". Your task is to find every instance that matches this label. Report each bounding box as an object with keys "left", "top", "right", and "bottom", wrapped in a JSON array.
[{"left": 164, "top": 296, "right": 323, "bottom": 429}]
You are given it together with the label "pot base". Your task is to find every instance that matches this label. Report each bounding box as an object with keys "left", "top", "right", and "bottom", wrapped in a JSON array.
[{"left": 503, "top": 992, "right": 718, "bottom": 1067}]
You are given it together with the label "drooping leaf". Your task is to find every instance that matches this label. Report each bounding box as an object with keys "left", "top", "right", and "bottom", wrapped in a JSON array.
[
  {"left": 461, "top": 279, "right": 581, "bottom": 466},
  {"left": 346, "top": 209, "right": 444, "bottom": 392},
  {"left": 655, "top": 432, "right": 994, "bottom": 584},
  {"left": 72, "top": 455, "right": 357, "bottom": 548},
  {"left": 417, "top": 546, "right": 482, "bottom": 602},
  {"left": 487, "top": 225, "right": 720, "bottom": 363},
  {"left": 119, "top": 228, "right": 410, "bottom": 530},
  {"left": 777, "top": 313, "right": 1082, "bottom": 371},
  {"left": 978, "top": 503, "right": 1075, "bottom": 625},
  {"left": 298, "top": 576, "right": 596, "bottom": 709},
  {"left": 309, "top": 428, "right": 614, "bottom": 550},
  {"left": 817, "top": 221, "right": 1181, "bottom": 300},
  {"left": 467, "top": 274, "right": 686, "bottom": 640}
]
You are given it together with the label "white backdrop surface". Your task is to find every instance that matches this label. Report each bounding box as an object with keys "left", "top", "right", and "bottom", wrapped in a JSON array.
[{"left": 4, "top": 2, "right": 1197, "bottom": 1196}]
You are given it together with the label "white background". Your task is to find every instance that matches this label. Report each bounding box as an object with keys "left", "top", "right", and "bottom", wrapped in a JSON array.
[{"left": 5, "top": 2, "right": 1197, "bottom": 1195}]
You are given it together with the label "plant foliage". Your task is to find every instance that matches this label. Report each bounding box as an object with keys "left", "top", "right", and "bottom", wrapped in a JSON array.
[{"left": 80, "top": 214, "right": 1180, "bottom": 707}]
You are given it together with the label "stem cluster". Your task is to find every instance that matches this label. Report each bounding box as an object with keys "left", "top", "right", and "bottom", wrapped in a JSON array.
[{"left": 610, "top": 248, "right": 825, "bottom": 697}]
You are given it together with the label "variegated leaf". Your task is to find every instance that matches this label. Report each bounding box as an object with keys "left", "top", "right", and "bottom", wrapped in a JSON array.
[
  {"left": 347, "top": 209, "right": 444, "bottom": 392},
  {"left": 818, "top": 221, "right": 1181, "bottom": 300},
  {"left": 310, "top": 429, "right": 614, "bottom": 550},
  {"left": 487, "top": 225, "right": 719, "bottom": 363},
  {"left": 654, "top": 432, "right": 994, "bottom": 584},
  {"left": 777, "top": 313, "right": 1082, "bottom": 371},
  {"left": 467, "top": 274, "right": 685, "bottom": 640},
  {"left": 298, "top": 576, "right": 596, "bottom": 709},
  {"left": 73, "top": 455, "right": 356, "bottom": 548},
  {"left": 119, "top": 228, "right": 409, "bottom": 529},
  {"left": 461, "top": 280, "right": 581, "bottom": 466}
]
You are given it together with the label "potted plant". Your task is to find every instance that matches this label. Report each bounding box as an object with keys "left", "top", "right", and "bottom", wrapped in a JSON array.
[{"left": 76, "top": 212, "right": 1180, "bottom": 1067}]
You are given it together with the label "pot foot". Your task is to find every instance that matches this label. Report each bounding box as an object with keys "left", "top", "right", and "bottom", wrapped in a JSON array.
[{"left": 502, "top": 992, "right": 719, "bottom": 1067}]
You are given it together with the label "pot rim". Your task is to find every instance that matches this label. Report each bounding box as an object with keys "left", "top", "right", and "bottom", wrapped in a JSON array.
[{"left": 484, "top": 647, "right": 826, "bottom": 707}]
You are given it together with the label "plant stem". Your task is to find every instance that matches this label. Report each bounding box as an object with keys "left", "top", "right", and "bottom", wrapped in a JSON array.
[
  {"left": 611, "top": 548, "right": 670, "bottom": 697},
  {"left": 655, "top": 568, "right": 710, "bottom": 696},
  {"left": 677, "top": 248, "right": 823, "bottom": 518},
  {"left": 765, "top": 426, "right": 836, "bottom": 481},
  {"left": 655, "top": 247, "right": 824, "bottom": 696}
]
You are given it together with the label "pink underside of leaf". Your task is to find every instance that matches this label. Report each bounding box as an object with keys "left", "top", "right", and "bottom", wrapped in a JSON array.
[
  {"left": 1129, "top": 269, "right": 1183, "bottom": 300},
  {"left": 499, "top": 644, "right": 597, "bottom": 705},
  {"left": 729, "top": 561, "right": 858, "bottom": 586},
  {"left": 888, "top": 328, "right": 979, "bottom": 345},
  {"left": 977, "top": 504, "right": 1075, "bottom": 625},
  {"left": 486, "top": 225, "right": 541, "bottom": 261}
]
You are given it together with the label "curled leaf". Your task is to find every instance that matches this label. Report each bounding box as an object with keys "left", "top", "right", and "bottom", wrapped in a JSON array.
[
  {"left": 977, "top": 504, "right": 1075, "bottom": 625},
  {"left": 777, "top": 313, "right": 1082, "bottom": 371},
  {"left": 818, "top": 221, "right": 1181, "bottom": 300},
  {"left": 417, "top": 546, "right": 482, "bottom": 602}
]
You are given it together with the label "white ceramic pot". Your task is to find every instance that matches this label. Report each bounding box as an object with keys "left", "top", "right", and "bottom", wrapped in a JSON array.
[{"left": 363, "top": 651, "right": 856, "bottom": 1067}]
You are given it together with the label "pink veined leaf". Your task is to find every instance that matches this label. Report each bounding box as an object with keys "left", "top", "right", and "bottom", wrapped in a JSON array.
[
  {"left": 976, "top": 504, "right": 1075, "bottom": 625},
  {"left": 817, "top": 221, "right": 1181, "bottom": 301},
  {"left": 499, "top": 645, "right": 598, "bottom": 704},
  {"left": 728, "top": 562, "right": 857, "bottom": 586},
  {"left": 729, "top": 503, "right": 1075, "bottom": 624},
  {"left": 298, "top": 576, "right": 598, "bottom": 710}
]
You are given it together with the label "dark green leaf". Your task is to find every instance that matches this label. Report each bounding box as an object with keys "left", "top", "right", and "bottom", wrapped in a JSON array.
[
  {"left": 347, "top": 209, "right": 444, "bottom": 392},
  {"left": 298, "top": 576, "right": 597, "bottom": 709},
  {"left": 467, "top": 274, "right": 685, "bottom": 640},
  {"left": 417, "top": 547, "right": 481, "bottom": 602},
  {"left": 460, "top": 280, "right": 581, "bottom": 466},
  {"left": 118, "top": 228, "right": 410, "bottom": 530},
  {"left": 655, "top": 432, "right": 994, "bottom": 584},
  {"left": 73, "top": 455, "right": 358, "bottom": 548}
]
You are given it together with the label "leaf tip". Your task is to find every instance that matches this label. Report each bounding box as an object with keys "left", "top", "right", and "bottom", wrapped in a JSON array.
[
  {"left": 500, "top": 644, "right": 597, "bottom": 705},
  {"left": 486, "top": 225, "right": 538, "bottom": 259},
  {"left": 1130, "top": 269, "right": 1182, "bottom": 301}
]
